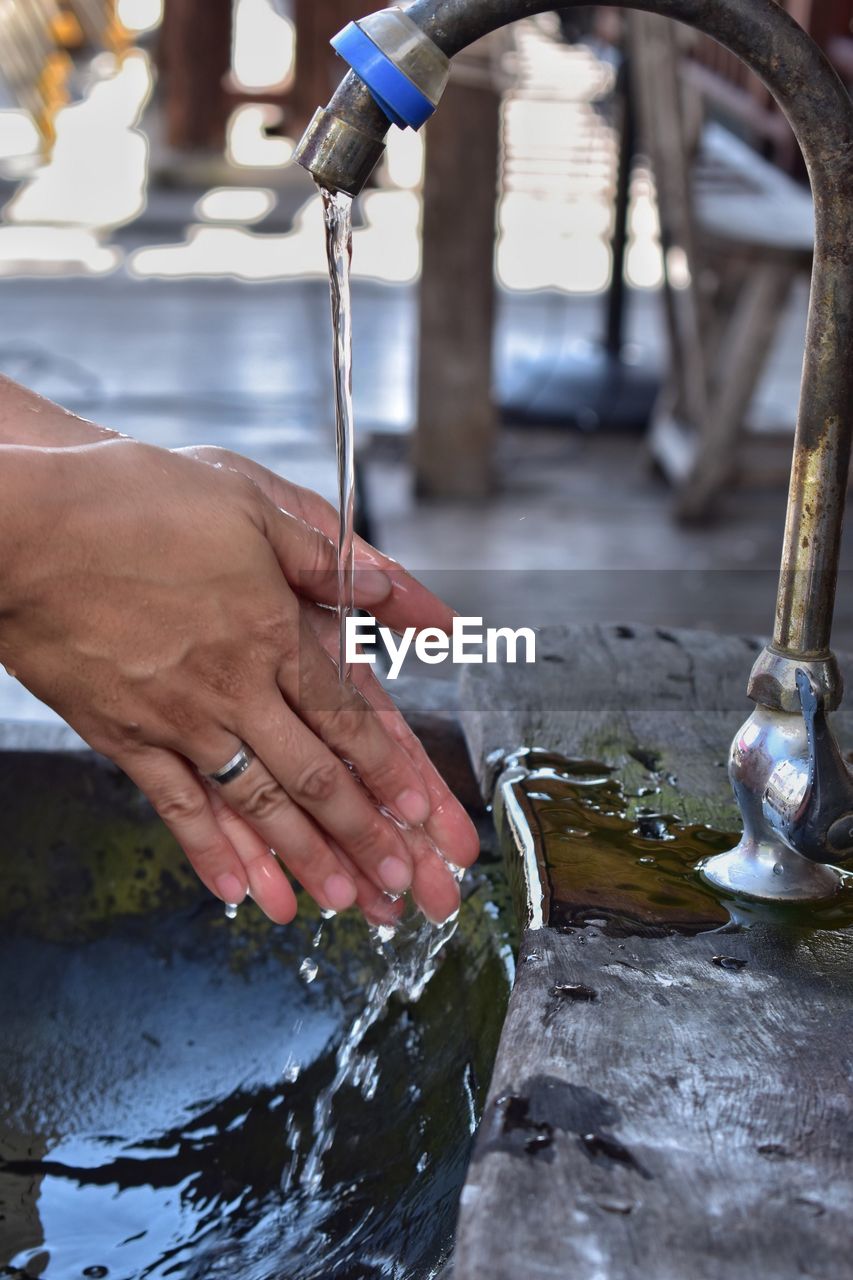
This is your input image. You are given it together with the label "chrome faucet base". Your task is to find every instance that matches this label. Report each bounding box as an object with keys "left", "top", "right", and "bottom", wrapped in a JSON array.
[
  {"left": 700, "top": 692, "right": 850, "bottom": 903},
  {"left": 701, "top": 842, "right": 842, "bottom": 903}
]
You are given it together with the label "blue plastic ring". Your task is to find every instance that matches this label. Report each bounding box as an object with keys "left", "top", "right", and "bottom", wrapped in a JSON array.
[{"left": 331, "top": 22, "right": 436, "bottom": 130}]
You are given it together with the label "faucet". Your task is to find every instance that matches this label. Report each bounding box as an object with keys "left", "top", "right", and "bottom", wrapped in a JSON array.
[{"left": 294, "top": 0, "right": 853, "bottom": 904}]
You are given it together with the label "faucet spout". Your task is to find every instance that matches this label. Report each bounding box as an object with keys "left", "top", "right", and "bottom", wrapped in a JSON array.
[{"left": 296, "top": 1, "right": 853, "bottom": 898}]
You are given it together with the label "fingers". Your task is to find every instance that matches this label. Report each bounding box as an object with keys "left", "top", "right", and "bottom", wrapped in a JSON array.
[
  {"left": 279, "top": 621, "right": 432, "bottom": 830},
  {"left": 281, "top": 481, "right": 458, "bottom": 632},
  {"left": 207, "top": 788, "right": 299, "bottom": 924},
  {"left": 305, "top": 603, "right": 480, "bottom": 870},
  {"left": 325, "top": 839, "right": 406, "bottom": 928},
  {"left": 184, "top": 445, "right": 457, "bottom": 632},
  {"left": 219, "top": 697, "right": 420, "bottom": 897},
  {"left": 196, "top": 736, "right": 364, "bottom": 914},
  {"left": 258, "top": 500, "right": 394, "bottom": 611},
  {"left": 376, "top": 688, "right": 481, "bottom": 868},
  {"left": 283, "top": 483, "right": 457, "bottom": 632},
  {"left": 207, "top": 791, "right": 403, "bottom": 929},
  {"left": 252, "top": 477, "right": 457, "bottom": 636},
  {"left": 404, "top": 826, "right": 462, "bottom": 925},
  {"left": 117, "top": 747, "right": 251, "bottom": 909}
]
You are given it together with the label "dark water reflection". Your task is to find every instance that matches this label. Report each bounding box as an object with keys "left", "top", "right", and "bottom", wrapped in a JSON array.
[{"left": 0, "top": 758, "right": 511, "bottom": 1280}]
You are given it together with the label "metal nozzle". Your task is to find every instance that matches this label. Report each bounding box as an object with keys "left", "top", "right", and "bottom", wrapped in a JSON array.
[
  {"left": 294, "top": 6, "right": 449, "bottom": 196},
  {"left": 293, "top": 107, "right": 386, "bottom": 198}
]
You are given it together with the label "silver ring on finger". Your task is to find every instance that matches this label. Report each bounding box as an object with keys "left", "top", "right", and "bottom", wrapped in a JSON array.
[{"left": 203, "top": 744, "right": 255, "bottom": 786}]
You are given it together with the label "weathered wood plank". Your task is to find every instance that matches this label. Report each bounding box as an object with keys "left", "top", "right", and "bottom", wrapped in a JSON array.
[
  {"left": 456, "top": 925, "right": 853, "bottom": 1280},
  {"left": 461, "top": 623, "right": 772, "bottom": 823},
  {"left": 454, "top": 625, "right": 853, "bottom": 1280},
  {"left": 414, "top": 41, "right": 501, "bottom": 499}
]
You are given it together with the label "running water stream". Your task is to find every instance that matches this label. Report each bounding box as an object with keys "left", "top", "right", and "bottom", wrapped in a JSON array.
[
  {"left": 306, "top": 184, "right": 465, "bottom": 1198},
  {"left": 321, "top": 188, "right": 356, "bottom": 682}
]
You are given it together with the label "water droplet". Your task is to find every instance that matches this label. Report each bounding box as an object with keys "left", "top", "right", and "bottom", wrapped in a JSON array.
[
  {"left": 312, "top": 924, "right": 324, "bottom": 949},
  {"left": 282, "top": 1060, "right": 301, "bottom": 1083},
  {"left": 598, "top": 1199, "right": 634, "bottom": 1215},
  {"left": 416, "top": 1152, "right": 429, "bottom": 1174},
  {"left": 773, "top": 862, "right": 785, "bottom": 876},
  {"left": 757, "top": 1142, "right": 790, "bottom": 1160},
  {"left": 83, "top": 1270, "right": 109, "bottom": 1279},
  {"left": 638, "top": 855, "right": 656, "bottom": 865},
  {"left": 636, "top": 813, "right": 673, "bottom": 841},
  {"left": 712, "top": 955, "right": 747, "bottom": 972},
  {"left": 553, "top": 983, "right": 598, "bottom": 1002},
  {"left": 224, "top": 902, "right": 238, "bottom": 921},
  {"left": 299, "top": 958, "right": 319, "bottom": 984}
]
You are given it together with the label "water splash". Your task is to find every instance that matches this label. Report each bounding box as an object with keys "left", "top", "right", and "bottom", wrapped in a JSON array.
[{"left": 293, "top": 898, "right": 462, "bottom": 1197}]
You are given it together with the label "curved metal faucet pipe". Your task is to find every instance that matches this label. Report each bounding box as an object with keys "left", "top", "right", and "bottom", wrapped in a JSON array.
[
  {"left": 297, "top": 0, "right": 853, "bottom": 898},
  {"left": 315, "top": 0, "right": 853, "bottom": 687}
]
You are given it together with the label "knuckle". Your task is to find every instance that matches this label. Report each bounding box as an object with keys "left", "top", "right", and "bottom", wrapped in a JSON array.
[
  {"left": 308, "top": 531, "right": 335, "bottom": 577},
  {"left": 100, "top": 719, "right": 147, "bottom": 753},
  {"left": 122, "top": 720, "right": 146, "bottom": 745},
  {"left": 293, "top": 760, "right": 340, "bottom": 804},
  {"left": 347, "top": 815, "right": 395, "bottom": 861},
  {"left": 325, "top": 697, "right": 370, "bottom": 743},
  {"left": 240, "top": 778, "right": 290, "bottom": 822},
  {"left": 156, "top": 786, "right": 208, "bottom": 826},
  {"left": 363, "top": 755, "right": 406, "bottom": 794}
]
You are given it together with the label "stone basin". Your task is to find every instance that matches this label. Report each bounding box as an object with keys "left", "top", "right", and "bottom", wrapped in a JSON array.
[{"left": 0, "top": 681, "right": 510, "bottom": 1280}]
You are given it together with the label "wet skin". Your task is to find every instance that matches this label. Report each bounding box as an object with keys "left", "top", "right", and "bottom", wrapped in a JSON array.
[{"left": 0, "top": 376, "right": 479, "bottom": 927}]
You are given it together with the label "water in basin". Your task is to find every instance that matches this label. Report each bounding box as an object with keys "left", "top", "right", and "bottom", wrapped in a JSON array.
[{"left": 0, "top": 753, "right": 511, "bottom": 1279}]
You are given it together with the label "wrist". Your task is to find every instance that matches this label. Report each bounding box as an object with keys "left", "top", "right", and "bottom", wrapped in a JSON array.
[
  {"left": 0, "top": 376, "right": 120, "bottom": 448},
  {"left": 0, "top": 445, "right": 70, "bottom": 623}
]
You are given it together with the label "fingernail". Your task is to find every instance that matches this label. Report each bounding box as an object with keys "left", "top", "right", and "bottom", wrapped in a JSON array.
[
  {"left": 395, "top": 788, "right": 430, "bottom": 825},
  {"left": 364, "top": 895, "right": 404, "bottom": 928},
  {"left": 215, "top": 873, "right": 246, "bottom": 904},
  {"left": 425, "top": 899, "right": 461, "bottom": 927},
  {"left": 379, "top": 856, "right": 412, "bottom": 893},
  {"left": 324, "top": 873, "right": 358, "bottom": 912},
  {"left": 355, "top": 567, "right": 393, "bottom": 604}
]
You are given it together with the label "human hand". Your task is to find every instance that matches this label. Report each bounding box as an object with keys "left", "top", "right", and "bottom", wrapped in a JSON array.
[
  {"left": 178, "top": 444, "right": 480, "bottom": 910},
  {"left": 0, "top": 438, "right": 478, "bottom": 926}
]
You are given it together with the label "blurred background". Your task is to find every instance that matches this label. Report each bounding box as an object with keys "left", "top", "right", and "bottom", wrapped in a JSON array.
[{"left": 2, "top": 0, "right": 853, "bottom": 647}]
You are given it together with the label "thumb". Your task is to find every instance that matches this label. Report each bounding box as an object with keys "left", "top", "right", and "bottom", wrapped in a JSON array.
[{"left": 260, "top": 500, "right": 394, "bottom": 608}]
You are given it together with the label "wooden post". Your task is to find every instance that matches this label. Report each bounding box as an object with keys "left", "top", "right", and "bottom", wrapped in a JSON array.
[
  {"left": 287, "top": 1, "right": 367, "bottom": 140},
  {"left": 158, "top": 0, "right": 232, "bottom": 152},
  {"left": 414, "top": 45, "right": 501, "bottom": 500}
]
